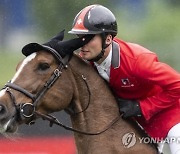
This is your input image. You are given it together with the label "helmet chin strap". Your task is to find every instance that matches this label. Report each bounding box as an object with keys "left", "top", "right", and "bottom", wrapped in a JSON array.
[{"left": 88, "top": 33, "right": 110, "bottom": 62}]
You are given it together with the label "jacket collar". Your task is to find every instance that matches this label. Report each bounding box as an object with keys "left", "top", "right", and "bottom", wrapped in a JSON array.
[{"left": 111, "top": 41, "right": 120, "bottom": 69}]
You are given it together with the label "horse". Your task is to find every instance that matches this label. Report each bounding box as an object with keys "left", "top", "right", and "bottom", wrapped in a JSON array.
[{"left": 0, "top": 31, "right": 158, "bottom": 154}]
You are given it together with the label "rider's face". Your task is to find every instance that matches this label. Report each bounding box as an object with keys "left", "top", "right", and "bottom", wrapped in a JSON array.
[{"left": 79, "top": 35, "right": 102, "bottom": 60}]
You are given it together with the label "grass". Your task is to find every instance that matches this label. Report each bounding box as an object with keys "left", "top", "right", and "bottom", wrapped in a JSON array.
[{"left": 0, "top": 52, "right": 24, "bottom": 87}]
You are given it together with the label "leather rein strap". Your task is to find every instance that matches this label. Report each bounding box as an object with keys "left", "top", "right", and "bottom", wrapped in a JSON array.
[{"left": 36, "top": 111, "right": 121, "bottom": 135}]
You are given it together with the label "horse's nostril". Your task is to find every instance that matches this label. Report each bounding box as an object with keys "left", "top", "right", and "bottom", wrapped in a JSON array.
[
  {"left": 0, "top": 104, "right": 5, "bottom": 111},
  {"left": 0, "top": 104, "right": 7, "bottom": 117},
  {"left": 0, "top": 105, "right": 3, "bottom": 112},
  {"left": 0, "top": 104, "right": 8, "bottom": 121}
]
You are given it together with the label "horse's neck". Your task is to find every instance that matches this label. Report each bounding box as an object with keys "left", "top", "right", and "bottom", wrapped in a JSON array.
[
  {"left": 69, "top": 55, "right": 120, "bottom": 128},
  {"left": 68, "top": 56, "right": 122, "bottom": 150},
  {"left": 67, "top": 55, "right": 157, "bottom": 154}
]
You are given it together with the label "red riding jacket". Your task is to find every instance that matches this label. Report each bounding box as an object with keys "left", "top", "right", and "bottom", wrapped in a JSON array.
[{"left": 107, "top": 38, "right": 180, "bottom": 138}]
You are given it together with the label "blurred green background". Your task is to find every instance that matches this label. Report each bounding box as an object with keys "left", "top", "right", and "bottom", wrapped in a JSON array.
[
  {"left": 0, "top": 1, "right": 179, "bottom": 152},
  {"left": 0, "top": 0, "right": 180, "bottom": 87}
]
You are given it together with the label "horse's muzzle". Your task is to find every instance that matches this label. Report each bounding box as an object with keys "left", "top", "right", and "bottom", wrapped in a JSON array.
[
  {"left": 0, "top": 104, "right": 18, "bottom": 133},
  {"left": 4, "top": 116, "right": 18, "bottom": 133}
]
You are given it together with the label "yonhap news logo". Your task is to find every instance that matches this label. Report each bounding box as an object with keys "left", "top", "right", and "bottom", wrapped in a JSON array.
[
  {"left": 122, "top": 132, "right": 180, "bottom": 148},
  {"left": 122, "top": 132, "right": 136, "bottom": 148}
]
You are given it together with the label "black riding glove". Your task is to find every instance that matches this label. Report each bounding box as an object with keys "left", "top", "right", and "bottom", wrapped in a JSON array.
[{"left": 117, "top": 98, "right": 142, "bottom": 119}]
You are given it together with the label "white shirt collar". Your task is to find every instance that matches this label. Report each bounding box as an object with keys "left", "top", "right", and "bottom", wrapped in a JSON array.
[
  {"left": 94, "top": 45, "right": 112, "bottom": 73},
  {"left": 94, "top": 46, "right": 112, "bottom": 82}
]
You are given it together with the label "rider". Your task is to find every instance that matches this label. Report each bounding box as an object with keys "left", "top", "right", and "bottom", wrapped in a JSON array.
[{"left": 68, "top": 4, "right": 180, "bottom": 154}]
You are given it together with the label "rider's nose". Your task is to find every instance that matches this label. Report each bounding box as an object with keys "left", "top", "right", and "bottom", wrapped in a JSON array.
[{"left": 0, "top": 104, "right": 7, "bottom": 120}]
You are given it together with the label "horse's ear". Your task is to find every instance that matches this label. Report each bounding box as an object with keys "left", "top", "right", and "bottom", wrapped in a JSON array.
[
  {"left": 51, "top": 29, "right": 65, "bottom": 41},
  {"left": 22, "top": 30, "right": 66, "bottom": 57},
  {"left": 54, "top": 34, "right": 95, "bottom": 57},
  {"left": 43, "top": 29, "right": 65, "bottom": 48}
]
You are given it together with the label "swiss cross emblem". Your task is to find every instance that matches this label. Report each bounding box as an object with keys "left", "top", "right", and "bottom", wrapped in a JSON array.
[
  {"left": 121, "top": 78, "right": 134, "bottom": 87},
  {"left": 77, "top": 18, "right": 82, "bottom": 24},
  {"left": 121, "top": 78, "right": 130, "bottom": 85}
]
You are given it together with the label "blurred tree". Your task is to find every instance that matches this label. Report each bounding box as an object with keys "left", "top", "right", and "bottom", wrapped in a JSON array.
[{"left": 30, "top": 0, "right": 109, "bottom": 40}]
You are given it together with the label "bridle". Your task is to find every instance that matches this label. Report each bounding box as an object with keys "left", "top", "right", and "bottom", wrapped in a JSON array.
[
  {"left": 4, "top": 55, "right": 66, "bottom": 123},
  {"left": 4, "top": 48, "right": 121, "bottom": 135}
]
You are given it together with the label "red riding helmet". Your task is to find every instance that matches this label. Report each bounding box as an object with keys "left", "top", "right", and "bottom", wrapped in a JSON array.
[{"left": 68, "top": 4, "right": 117, "bottom": 37}]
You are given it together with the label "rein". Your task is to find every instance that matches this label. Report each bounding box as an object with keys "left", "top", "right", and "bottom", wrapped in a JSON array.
[
  {"left": 4, "top": 53, "right": 121, "bottom": 135},
  {"left": 35, "top": 111, "right": 121, "bottom": 135}
]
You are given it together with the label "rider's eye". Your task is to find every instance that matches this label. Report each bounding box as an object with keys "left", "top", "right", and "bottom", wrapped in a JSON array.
[{"left": 38, "top": 63, "right": 50, "bottom": 71}]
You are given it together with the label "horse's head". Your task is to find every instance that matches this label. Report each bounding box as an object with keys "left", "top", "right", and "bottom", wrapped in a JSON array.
[{"left": 0, "top": 30, "right": 94, "bottom": 134}]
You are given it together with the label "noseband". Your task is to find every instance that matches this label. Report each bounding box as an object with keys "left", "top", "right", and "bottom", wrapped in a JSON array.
[{"left": 4, "top": 51, "right": 121, "bottom": 135}]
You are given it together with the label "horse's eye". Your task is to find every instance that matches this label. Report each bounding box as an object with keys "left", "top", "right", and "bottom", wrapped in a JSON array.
[{"left": 38, "top": 63, "right": 50, "bottom": 71}]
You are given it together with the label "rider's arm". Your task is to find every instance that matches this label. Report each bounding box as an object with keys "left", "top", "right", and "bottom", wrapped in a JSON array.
[{"left": 134, "top": 53, "right": 180, "bottom": 121}]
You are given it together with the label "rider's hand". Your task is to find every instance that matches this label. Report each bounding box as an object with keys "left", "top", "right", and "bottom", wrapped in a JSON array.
[{"left": 117, "top": 98, "right": 142, "bottom": 119}]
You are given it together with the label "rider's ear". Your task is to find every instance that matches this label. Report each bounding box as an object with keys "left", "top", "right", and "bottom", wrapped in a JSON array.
[{"left": 105, "top": 35, "right": 113, "bottom": 44}]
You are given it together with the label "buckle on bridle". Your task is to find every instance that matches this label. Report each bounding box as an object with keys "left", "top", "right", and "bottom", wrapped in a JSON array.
[
  {"left": 20, "top": 103, "right": 35, "bottom": 118},
  {"left": 54, "top": 69, "right": 61, "bottom": 77}
]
